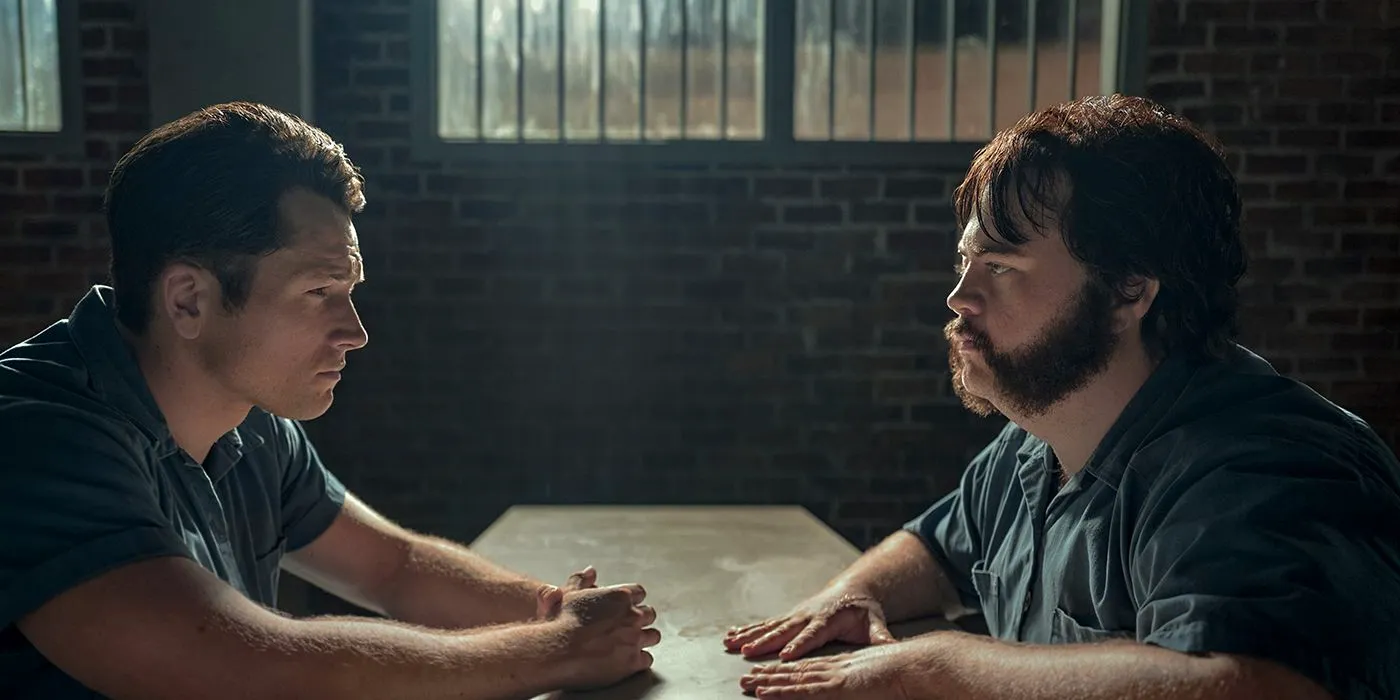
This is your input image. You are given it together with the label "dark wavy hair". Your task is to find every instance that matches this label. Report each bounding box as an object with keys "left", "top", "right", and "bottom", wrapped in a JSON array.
[
  {"left": 105, "top": 101, "right": 365, "bottom": 333},
  {"left": 953, "top": 94, "right": 1246, "bottom": 361}
]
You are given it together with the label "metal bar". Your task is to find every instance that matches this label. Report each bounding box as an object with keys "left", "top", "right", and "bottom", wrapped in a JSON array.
[
  {"left": 1027, "top": 0, "right": 1038, "bottom": 112},
  {"left": 475, "top": 0, "right": 485, "bottom": 138},
  {"left": 1067, "top": 0, "right": 1078, "bottom": 99},
  {"left": 867, "top": 0, "right": 876, "bottom": 140},
  {"left": 599, "top": 0, "right": 607, "bottom": 139},
  {"left": 764, "top": 0, "right": 796, "bottom": 141},
  {"left": 945, "top": 0, "right": 956, "bottom": 140},
  {"left": 18, "top": 0, "right": 29, "bottom": 128},
  {"left": 640, "top": 0, "right": 648, "bottom": 138},
  {"left": 987, "top": 0, "right": 997, "bottom": 137},
  {"left": 827, "top": 0, "right": 836, "bottom": 140},
  {"left": 557, "top": 0, "right": 566, "bottom": 141},
  {"left": 681, "top": 0, "right": 689, "bottom": 137},
  {"left": 719, "top": 0, "right": 728, "bottom": 139},
  {"left": 906, "top": 0, "right": 916, "bottom": 140},
  {"left": 516, "top": 0, "right": 525, "bottom": 140}
]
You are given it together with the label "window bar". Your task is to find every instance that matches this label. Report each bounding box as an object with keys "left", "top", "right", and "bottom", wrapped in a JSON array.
[
  {"left": 867, "top": 0, "right": 876, "bottom": 140},
  {"left": 986, "top": 0, "right": 997, "bottom": 138},
  {"left": 1067, "top": 0, "right": 1078, "bottom": 99},
  {"left": 639, "top": 0, "right": 648, "bottom": 139},
  {"left": 680, "top": 0, "right": 689, "bottom": 137},
  {"left": 599, "top": 0, "right": 607, "bottom": 140},
  {"left": 17, "top": 0, "right": 29, "bottom": 128},
  {"left": 475, "top": 0, "right": 485, "bottom": 139},
  {"left": 945, "top": 0, "right": 956, "bottom": 141},
  {"left": 557, "top": 0, "right": 566, "bottom": 141},
  {"left": 719, "top": 0, "right": 728, "bottom": 139},
  {"left": 1027, "top": 0, "right": 1038, "bottom": 112},
  {"left": 516, "top": 0, "right": 525, "bottom": 140},
  {"left": 906, "top": 0, "right": 917, "bottom": 141},
  {"left": 827, "top": 0, "right": 836, "bottom": 140}
]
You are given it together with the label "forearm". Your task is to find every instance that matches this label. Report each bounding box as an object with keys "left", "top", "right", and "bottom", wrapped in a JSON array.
[
  {"left": 378, "top": 533, "right": 545, "bottom": 629},
  {"left": 907, "top": 631, "right": 1330, "bottom": 700},
  {"left": 246, "top": 612, "right": 571, "bottom": 700},
  {"left": 831, "top": 530, "right": 964, "bottom": 623}
]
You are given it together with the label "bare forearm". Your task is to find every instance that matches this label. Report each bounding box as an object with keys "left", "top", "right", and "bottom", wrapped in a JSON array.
[
  {"left": 379, "top": 534, "right": 544, "bottom": 629},
  {"left": 832, "top": 530, "right": 964, "bottom": 623},
  {"left": 246, "top": 614, "right": 570, "bottom": 700},
  {"left": 907, "top": 632, "right": 1332, "bottom": 700}
]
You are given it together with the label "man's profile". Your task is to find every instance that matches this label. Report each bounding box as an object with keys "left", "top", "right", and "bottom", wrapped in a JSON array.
[
  {"left": 727, "top": 94, "right": 1400, "bottom": 700},
  {"left": 0, "top": 102, "right": 659, "bottom": 699}
]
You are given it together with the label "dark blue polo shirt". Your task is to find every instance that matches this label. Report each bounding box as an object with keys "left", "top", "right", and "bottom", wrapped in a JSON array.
[
  {"left": 0, "top": 285, "right": 347, "bottom": 698},
  {"left": 907, "top": 345, "right": 1400, "bottom": 700}
]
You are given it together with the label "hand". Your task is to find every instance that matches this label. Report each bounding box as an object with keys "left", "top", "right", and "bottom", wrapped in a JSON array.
[
  {"left": 535, "top": 566, "right": 599, "bottom": 620},
  {"left": 551, "top": 584, "right": 661, "bottom": 691},
  {"left": 724, "top": 586, "right": 896, "bottom": 661},
  {"left": 740, "top": 644, "right": 920, "bottom": 699}
]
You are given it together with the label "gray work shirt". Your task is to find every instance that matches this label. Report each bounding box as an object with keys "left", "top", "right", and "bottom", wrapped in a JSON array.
[
  {"left": 0, "top": 286, "right": 347, "bottom": 698},
  {"left": 907, "top": 345, "right": 1400, "bottom": 700}
]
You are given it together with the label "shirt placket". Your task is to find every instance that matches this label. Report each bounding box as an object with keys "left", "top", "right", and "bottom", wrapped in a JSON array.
[{"left": 178, "top": 455, "right": 247, "bottom": 594}]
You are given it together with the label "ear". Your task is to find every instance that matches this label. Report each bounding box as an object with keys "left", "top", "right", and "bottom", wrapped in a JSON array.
[
  {"left": 156, "top": 262, "right": 219, "bottom": 340},
  {"left": 1116, "top": 276, "right": 1160, "bottom": 332}
]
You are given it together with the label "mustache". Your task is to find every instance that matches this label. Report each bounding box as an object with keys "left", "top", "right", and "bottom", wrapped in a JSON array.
[{"left": 944, "top": 318, "right": 991, "bottom": 351}]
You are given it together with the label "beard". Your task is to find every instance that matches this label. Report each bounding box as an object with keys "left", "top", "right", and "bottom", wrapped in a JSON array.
[{"left": 946, "top": 279, "right": 1120, "bottom": 419}]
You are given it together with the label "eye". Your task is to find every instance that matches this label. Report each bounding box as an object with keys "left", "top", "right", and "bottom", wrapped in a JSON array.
[
  {"left": 986, "top": 261, "right": 1012, "bottom": 275},
  {"left": 307, "top": 286, "right": 330, "bottom": 298}
]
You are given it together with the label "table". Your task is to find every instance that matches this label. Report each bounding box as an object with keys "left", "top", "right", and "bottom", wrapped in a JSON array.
[{"left": 469, "top": 505, "right": 960, "bottom": 699}]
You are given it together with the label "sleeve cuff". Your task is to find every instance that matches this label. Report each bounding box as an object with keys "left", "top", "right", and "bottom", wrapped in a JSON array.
[
  {"left": 0, "top": 525, "right": 192, "bottom": 629},
  {"left": 284, "top": 469, "right": 347, "bottom": 552},
  {"left": 901, "top": 523, "right": 981, "bottom": 612}
]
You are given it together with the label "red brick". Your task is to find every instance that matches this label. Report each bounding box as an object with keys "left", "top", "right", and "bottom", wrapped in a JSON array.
[
  {"left": 1342, "top": 282, "right": 1400, "bottom": 303},
  {"left": 1317, "top": 102, "right": 1376, "bottom": 124},
  {"left": 755, "top": 177, "right": 814, "bottom": 199},
  {"left": 21, "top": 168, "right": 84, "bottom": 190},
  {"left": 1275, "top": 181, "right": 1339, "bottom": 200},
  {"left": 1345, "top": 181, "right": 1400, "bottom": 200},
  {"left": 0, "top": 167, "right": 16, "bottom": 188},
  {"left": 0, "top": 244, "right": 53, "bottom": 266},
  {"left": 1276, "top": 129, "right": 1340, "bottom": 148},
  {"left": 1184, "top": 53, "right": 1247, "bottom": 73},
  {"left": 1276, "top": 77, "right": 1349, "bottom": 99},
  {"left": 1348, "top": 130, "right": 1400, "bottom": 149},
  {"left": 1186, "top": 2, "right": 1249, "bottom": 21},
  {"left": 1363, "top": 309, "right": 1400, "bottom": 329},
  {"left": 1259, "top": 1, "right": 1323, "bottom": 21},
  {"left": 820, "top": 177, "right": 880, "bottom": 199},
  {"left": 1369, "top": 257, "right": 1400, "bottom": 274},
  {"left": 1315, "top": 207, "right": 1370, "bottom": 226},
  {"left": 1340, "top": 233, "right": 1400, "bottom": 253},
  {"left": 0, "top": 195, "right": 50, "bottom": 216},
  {"left": 1315, "top": 154, "right": 1374, "bottom": 176},
  {"left": 1214, "top": 24, "right": 1281, "bottom": 46},
  {"left": 1319, "top": 52, "right": 1384, "bottom": 73}
]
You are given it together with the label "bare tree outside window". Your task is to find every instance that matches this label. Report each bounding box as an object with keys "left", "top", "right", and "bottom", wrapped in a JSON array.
[{"left": 0, "top": 0, "right": 61, "bottom": 133}]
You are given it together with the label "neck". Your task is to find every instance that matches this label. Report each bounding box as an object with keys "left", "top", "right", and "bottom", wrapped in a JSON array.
[
  {"left": 1008, "top": 341, "right": 1160, "bottom": 478},
  {"left": 122, "top": 325, "right": 250, "bottom": 465}
]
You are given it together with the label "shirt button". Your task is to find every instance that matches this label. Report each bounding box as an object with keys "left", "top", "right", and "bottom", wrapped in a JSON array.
[{"left": 1022, "top": 589, "right": 1033, "bottom": 613}]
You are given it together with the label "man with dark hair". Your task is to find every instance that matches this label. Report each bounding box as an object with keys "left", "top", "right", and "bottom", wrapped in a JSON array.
[
  {"left": 0, "top": 102, "right": 659, "bottom": 699},
  {"left": 727, "top": 94, "right": 1400, "bottom": 699}
]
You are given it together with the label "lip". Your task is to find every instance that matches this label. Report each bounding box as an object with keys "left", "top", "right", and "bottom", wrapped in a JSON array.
[{"left": 317, "top": 370, "right": 343, "bottom": 380}]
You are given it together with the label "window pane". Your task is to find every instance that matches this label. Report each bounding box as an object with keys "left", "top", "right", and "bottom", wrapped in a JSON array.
[
  {"left": 872, "top": 0, "right": 911, "bottom": 141},
  {"left": 793, "top": 0, "right": 831, "bottom": 140},
  {"left": 0, "top": 0, "right": 60, "bottom": 133},
  {"left": 643, "top": 0, "right": 682, "bottom": 140},
  {"left": 952, "top": 0, "right": 990, "bottom": 141},
  {"left": 725, "top": 0, "right": 763, "bottom": 139},
  {"left": 683, "top": 0, "right": 720, "bottom": 138},
  {"left": 482, "top": 0, "right": 520, "bottom": 139},
  {"left": 603, "top": 0, "right": 642, "bottom": 140},
  {"left": 522, "top": 0, "right": 559, "bottom": 139},
  {"left": 832, "top": 0, "right": 870, "bottom": 140},
  {"left": 563, "top": 0, "right": 599, "bottom": 139},
  {"left": 992, "top": 0, "right": 1028, "bottom": 131},
  {"left": 912, "top": 0, "right": 949, "bottom": 140},
  {"left": 1073, "top": 0, "right": 1101, "bottom": 99},
  {"left": 1033, "top": 0, "right": 1071, "bottom": 111},
  {"left": 438, "top": 0, "right": 480, "bottom": 139}
]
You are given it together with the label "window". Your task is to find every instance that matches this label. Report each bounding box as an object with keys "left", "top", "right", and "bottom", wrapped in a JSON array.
[
  {"left": 415, "top": 0, "right": 1147, "bottom": 158},
  {"left": 0, "top": 0, "right": 80, "bottom": 154}
]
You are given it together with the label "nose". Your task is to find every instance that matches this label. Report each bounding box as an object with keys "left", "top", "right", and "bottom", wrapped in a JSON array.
[
  {"left": 335, "top": 298, "right": 369, "bottom": 351},
  {"left": 946, "top": 269, "right": 983, "bottom": 318}
]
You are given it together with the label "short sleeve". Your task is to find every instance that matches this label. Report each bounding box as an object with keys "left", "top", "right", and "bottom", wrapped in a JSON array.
[
  {"left": 902, "top": 423, "right": 1018, "bottom": 612},
  {"left": 0, "top": 405, "right": 191, "bottom": 629},
  {"left": 1133, "top": 447, "right": 1400, "bottom": 699},
  {"left": 270, "top": 416, "right": 347, "bottom": 551}
]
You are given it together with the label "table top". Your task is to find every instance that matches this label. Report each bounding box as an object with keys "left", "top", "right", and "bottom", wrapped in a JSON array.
[{"left": 469, "top": 505, "right": 957, "bottom": 699}]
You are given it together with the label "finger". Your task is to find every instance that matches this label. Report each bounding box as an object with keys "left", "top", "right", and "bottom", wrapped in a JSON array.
[
  {"left": 728, "top": 620, "right": 772, "bottom": 638},
  {"left": 638, "top": 627, "right": 662, "bottom": 648},
  {"left": 726, "top": 620, "right": 781, "bottom": 650},
  {"left": 633, "top": 604, "right": 657, "bottom": 627},
  {"left": 867, "top": 616, "right": 897, "bottom": 645},
  {"left": 610, "top": 583, "right": 647, "bottom": 605},
  {"left": 756, "top": 680, "right": 841, "bottom": 698},
  {"left": 535, "top": 584, "right": 563, "bottom": 619},
  {"left": 636, "top": 650, "right": 655, "bottom": 671},
  {"left": 741, "top": 618, "right": 808, "bottom": 659},
  {"left": 743, "top": 670, "right": 831, "bottom": 690},
  {"left": 566, "top": 566, "right": 598, "bottom": 590},
  {"left": 779, "top": 617, "right": 843, "bottom": 660}
]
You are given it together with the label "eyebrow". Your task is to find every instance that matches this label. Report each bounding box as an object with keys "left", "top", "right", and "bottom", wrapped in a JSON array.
[
  {"left": 299, "top": 259, "right": 365, "bottom": 284},
  {"left": 956, "top": 237, "right": 1025, "bottom": 258}
]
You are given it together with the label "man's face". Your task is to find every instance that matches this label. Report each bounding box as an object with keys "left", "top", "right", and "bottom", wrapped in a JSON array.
[
  {"left": 196, "top": 188, "right": 369, "bottom": 420},
  {"left": 944, "top": 210, "right": 1120, "bottom": 419}
]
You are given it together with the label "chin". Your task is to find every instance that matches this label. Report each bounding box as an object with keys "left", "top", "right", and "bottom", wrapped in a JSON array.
[{"left": 260, "top": 393, "right": 335, "bottom": 421}]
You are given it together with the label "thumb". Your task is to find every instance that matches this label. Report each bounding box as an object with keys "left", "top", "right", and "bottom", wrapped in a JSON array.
[{"left": 868, "top": 616, "right": 897, "bottom": 645}]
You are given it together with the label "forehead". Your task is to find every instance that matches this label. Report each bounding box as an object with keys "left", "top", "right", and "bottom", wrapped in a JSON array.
[{"left": 267, "top": 188, "right": 363, "bottom": 278}]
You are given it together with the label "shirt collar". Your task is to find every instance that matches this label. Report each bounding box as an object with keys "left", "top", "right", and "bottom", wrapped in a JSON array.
[{"left": 67, "top": 285, "right": 263, "bottom": 479}]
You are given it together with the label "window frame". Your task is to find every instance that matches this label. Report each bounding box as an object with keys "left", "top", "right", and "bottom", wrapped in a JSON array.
[
  {"left": 409, "top": 0, "right": 1149, "bottom": 164},
  {"left": 0, "top": 0, "right": 84, "bottom": 156}
]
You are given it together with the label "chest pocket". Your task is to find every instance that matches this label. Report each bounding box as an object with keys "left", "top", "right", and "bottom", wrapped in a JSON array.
[
  {"left": 970, "top": 564, "right": 1008, "bottom": 639},
  {"left": 1049, "top": 607, "right": 1135, "bottom": 644}
]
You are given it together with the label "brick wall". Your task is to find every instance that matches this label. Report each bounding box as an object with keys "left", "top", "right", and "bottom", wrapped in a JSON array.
[{"left": 1, "top": 0, "right": 1396, "bottom": 553}]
